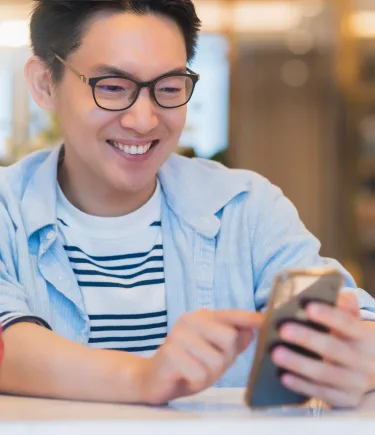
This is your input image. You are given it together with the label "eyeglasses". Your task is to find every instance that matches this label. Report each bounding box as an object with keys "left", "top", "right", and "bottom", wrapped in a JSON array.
[{"left": 54, "top": 53, "right": 200, "bottom": 111}]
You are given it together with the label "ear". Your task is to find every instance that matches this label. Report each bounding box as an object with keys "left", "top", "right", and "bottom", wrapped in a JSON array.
[{"left": 25, "top": 56, "right": 56, "bottom": 111}]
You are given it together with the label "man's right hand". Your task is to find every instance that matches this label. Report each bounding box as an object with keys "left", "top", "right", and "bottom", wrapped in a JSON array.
[
  {"left": 0, "top": 326, "right": 4, "bottom": 366},
  {"left": 137, "top": 309, "right": 264, "bottom": 405}
]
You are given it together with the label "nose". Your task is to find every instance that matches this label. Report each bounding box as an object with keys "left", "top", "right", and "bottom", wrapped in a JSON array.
[{"left": 120, "top": 88, "right": 159, "bottom": 135}]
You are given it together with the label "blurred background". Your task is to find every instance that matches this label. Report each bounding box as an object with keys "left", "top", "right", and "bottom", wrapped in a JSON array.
[{"left": 1, "top": 0, "right": 375, "bottom": 294}]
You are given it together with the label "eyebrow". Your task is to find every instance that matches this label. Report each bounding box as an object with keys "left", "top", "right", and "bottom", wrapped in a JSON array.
[{"left": 91, "top": 64, "right": 188, "bottom": 80}]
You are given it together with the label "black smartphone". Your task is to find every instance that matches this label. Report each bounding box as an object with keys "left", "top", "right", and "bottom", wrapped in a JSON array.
[{"left": 245, "top": 269, "right": 344, "bottom": 409}]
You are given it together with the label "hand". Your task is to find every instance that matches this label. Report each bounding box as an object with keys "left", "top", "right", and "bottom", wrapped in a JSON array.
[
  {"left": 138, "top": 309, "right": 263, "bottom": 405},
  {"left": 271, "top": 292, "right": 375, "bottom": 408},
  {"left": 0, "top": 326, "right": 3, "bottom": 365}
]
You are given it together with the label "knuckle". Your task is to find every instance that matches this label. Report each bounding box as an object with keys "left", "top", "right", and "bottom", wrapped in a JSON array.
[
  {"left": 189, "top": 370, "right": 209, "bottom": 390},
  {"left": 223, "top": 329, "right": 237, "bottom": 346},
  {"left": 318, "top": 338, "right": 333, "bottom": 358},
  {"left": 347, "top": 394, "right": 362, "bottom": 409},
  {"left": 310, "top": 362, "right": 330, "bottom": 381},
  {"left": 346, "top": 374, "right": 368, "bottom": 396},
  {"left": 210, "top": 355, "right": 226, "bottom": 373}
]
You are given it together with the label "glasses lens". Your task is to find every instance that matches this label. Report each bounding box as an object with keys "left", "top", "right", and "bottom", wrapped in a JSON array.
[
  {"left": 94, "top": 77, "right": 138, "bottom": 110},
  {"left": 154, "top": 75, "right": 194, "bottom": 108}
]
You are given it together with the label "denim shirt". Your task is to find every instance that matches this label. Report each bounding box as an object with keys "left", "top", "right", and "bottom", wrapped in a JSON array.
[{"left": 0, "top": 146, "right": 374, "bottom": 387}]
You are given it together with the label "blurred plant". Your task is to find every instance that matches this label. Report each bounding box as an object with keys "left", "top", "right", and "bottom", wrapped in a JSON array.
[
  {"left": 6, "top": 112, "right": 62, "bottom": 163},
  {"left": 38, "top": 112, "right": 62, "bottom": 145}
]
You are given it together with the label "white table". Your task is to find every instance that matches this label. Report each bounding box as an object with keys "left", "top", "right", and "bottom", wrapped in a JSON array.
[{"left": 0, "top": 388, "right": 374, "bottom": 435}]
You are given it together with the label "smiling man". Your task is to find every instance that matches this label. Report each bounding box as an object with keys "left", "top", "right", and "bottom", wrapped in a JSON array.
[{"left": 0, "top": 0, "right": 375, "bottom": 408}]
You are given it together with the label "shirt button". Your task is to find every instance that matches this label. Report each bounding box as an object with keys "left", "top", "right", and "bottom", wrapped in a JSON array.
[{"left": 47, "top": 231, "right": 55, "bottom": 240}]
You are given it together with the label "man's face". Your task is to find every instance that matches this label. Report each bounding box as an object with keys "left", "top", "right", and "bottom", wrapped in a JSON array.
[{"left": 54, "top": 12, "right": 188, "bottom": 195}]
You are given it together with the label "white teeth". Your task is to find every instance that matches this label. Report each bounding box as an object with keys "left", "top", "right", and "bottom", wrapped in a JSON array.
[{"left": 112, "top": 141, "right": 153, "bottom": 155}]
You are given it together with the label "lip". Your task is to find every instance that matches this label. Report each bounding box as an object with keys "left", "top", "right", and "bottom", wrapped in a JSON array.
[{"left": 110, "top": 139, "right": 158, "bottom": 146}]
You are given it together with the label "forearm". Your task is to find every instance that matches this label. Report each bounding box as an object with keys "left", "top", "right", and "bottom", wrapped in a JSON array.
[{"left": 0, "top": 323, "right": 144, "bottom": 403}]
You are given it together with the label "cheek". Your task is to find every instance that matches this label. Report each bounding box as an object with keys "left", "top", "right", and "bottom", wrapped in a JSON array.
[
  {"left": 162, "top": 108, "right": 187, "bottom": 137},
  {"left": 57, "top": 91, "right": 115, "bottom": 137}
]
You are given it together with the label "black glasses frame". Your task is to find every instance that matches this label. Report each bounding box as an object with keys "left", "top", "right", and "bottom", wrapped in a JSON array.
[{"left": 54, "top": 53, "right": 200, "bottom": 111}]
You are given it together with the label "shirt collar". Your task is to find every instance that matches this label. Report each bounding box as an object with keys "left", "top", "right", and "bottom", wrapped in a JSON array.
[
  {"left": 158, "top": 154, "right": 251, "bottom": 238},
  {"left": 21, "top": 146, "right": 61, "bottom": 240},
  {"left": 21, "top": 147, "right": 250, "bottom": 240}
]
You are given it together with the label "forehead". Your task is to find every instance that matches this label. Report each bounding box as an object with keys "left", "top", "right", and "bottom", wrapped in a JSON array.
[{"left": 71, "top": 13, "right": 187, "bottom": 78}]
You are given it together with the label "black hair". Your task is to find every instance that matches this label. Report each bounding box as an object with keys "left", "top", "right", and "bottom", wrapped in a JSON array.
[{"left": 30, "top": 0, "right": 201, "bottom": 82}]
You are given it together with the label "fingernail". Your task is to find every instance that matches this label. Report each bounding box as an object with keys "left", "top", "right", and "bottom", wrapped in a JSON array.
[
  {"left": 272, "top": 348, "right": 287, "bottom": 363},
  {"left": 281, "top": 374, "right": 293, "bottom": 386},
  {"left": 280, "top": 326, "right": 297, "bottom": 340},
  {"left": 308, "top": 304, "right": 323, "bottom": 316}
]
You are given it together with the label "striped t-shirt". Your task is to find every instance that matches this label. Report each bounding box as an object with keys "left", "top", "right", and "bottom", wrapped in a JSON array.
[{"left": 56, "top": 181, "right": 167, "bottom": 357}]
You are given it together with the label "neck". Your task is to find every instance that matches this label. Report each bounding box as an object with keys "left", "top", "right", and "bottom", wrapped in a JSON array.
[{"left": 57, "top": 152, "right": 157, "bottom": 218}]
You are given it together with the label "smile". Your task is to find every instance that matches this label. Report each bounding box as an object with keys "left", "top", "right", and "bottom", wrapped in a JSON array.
[{"left": 107, "top": 139, "right": 159, "bottom": 156}]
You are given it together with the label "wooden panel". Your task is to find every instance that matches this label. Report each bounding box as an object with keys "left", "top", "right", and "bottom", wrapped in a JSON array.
[{"left": 229, "top": 43, "right": 344, "bottom": 259}]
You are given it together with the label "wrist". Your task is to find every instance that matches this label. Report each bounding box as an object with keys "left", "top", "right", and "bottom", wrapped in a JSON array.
[
  {"left": 100, "top": 349, "right": 148, "bottom": 404},
  {"left": 118, "top": 353, "right": 153, "bottom": 404}
]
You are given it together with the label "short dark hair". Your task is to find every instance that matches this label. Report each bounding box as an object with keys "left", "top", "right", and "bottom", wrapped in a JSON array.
[{"left": 30, "top": 0, "right": 201, "bottom": 82}]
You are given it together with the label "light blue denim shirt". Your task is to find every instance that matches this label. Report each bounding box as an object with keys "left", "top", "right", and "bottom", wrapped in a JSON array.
[{"left": 1, "top": 146, "right": 375, "bottom": 387}]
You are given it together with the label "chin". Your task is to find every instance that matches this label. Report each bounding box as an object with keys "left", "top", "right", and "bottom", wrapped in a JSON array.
[{"left": 110, "top": 174, "right": 156, "bottom": 194}]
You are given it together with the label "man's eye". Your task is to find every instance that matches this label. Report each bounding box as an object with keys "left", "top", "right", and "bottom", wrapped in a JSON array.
[
  {"left": 97, "top": 85, "right": 124, "bottom": 92},
  {"left": 159, "top": 87, "right": 181, "bottom": 93}
]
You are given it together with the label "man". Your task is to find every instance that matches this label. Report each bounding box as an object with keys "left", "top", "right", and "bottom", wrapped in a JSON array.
[
  {"left": 0, "top": 0, "right": 374, "bottom": 407},
  {"left": 0, "top": 327, "right": 3, "bottom": 367}
]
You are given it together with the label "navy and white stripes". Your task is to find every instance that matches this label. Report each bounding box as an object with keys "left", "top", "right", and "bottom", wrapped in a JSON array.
[
  {"left": 88, "top": 310, "right": 168, "bottom": 353},
  {"left": 56, "top": 180, "right": 167, "bottom": 357}
]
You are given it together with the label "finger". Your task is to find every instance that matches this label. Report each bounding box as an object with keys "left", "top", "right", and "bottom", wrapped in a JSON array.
[
  {"left": 173, "top": 328, "right": 226, "bottom": 376},
  {"left": 279, "top": 323, "right": 362, "bottom": 371},
  {"left": 336, "top": 292, "right": 360, "bottom": 318},
  {"left": 166, "top": 342, "right": 210, "bottom": 392},
  {"left": 280, "top": 373, "right": 363, "bottom": 409},
  {"left": 236, "top": 329, "right": 255, "bottom": 354},
  {"left": 213, "top": 310, "right": 264, "bottom": 330},
  {"left": 306, "top": 303, "right": 366, "bottom": 341},
  {"left": 187, "top": 318, "right": 239, "bottom": 362},
  {"left": 271, "top": 346, "right": 370, "bottom": 394}
]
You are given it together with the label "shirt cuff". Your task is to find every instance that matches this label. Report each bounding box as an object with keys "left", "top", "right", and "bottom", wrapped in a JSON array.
[
  {"left": 360, "top": 309, "right": 375, "bottom": 322},
  {"left": 0, "top": 312, "right": 52, "bottom": 331}
]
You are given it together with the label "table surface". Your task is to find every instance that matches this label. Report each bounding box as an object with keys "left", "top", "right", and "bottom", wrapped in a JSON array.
[{"left": 0, "top": 388, "right": 374, "bottom": 435}]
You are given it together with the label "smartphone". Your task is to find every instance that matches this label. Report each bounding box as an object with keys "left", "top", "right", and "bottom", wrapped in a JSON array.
[{"left": 245, "top": 268, "right": 344, "bottom": 409}]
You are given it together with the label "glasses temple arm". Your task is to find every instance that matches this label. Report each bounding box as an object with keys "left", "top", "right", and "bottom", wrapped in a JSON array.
[{"left": 54, "top": 53, "right": 88, "bottom": 84}]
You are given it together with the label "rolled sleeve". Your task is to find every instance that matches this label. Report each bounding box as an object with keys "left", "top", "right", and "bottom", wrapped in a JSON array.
[
  {"left": 0, "top": 311, "right": 51, "bottom": 332},
  {"left": 0, "top": 260, "right": 51, "bottom": 332},
  {"left": 251, "top": 178, "right": 375, "bottom": 315},
  {"left": 360, "top": 310, "right": 375, "bottom": 322}
]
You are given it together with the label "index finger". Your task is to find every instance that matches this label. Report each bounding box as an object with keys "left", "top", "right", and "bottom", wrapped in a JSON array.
[{"left": 213, "top": 310, "right": 264, "bottom": 329}]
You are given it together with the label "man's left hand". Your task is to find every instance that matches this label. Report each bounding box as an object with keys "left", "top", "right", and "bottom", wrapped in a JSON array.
[{"left": 271, "top": 292, "right": 375, "bottom": 408}]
